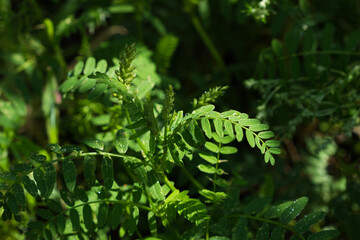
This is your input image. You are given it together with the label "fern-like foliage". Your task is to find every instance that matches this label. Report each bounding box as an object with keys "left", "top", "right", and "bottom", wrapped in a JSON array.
[
  {"left": 0, "top": 45, "right": 338, "bottom": 240},
  {"left": 154, "top": 35, "right": 179, "bottom": 74},
  {"left": 115, "top": 43, "right": 137, "bottom": 86},
  {"left": 246, "top": 23, "right": 360, "bottom": 137},
  {"left": 192, "top": 85, "right": 228, "bottom": 109}
]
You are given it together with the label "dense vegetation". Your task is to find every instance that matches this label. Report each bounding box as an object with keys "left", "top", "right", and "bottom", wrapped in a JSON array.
[{"left": 1, "top": 0, "right": 359, "bottom": 239}]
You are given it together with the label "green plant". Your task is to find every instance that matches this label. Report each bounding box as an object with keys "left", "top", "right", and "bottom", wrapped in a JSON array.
[{"left": 0, "top": 45, "right": 338, "bottom": 240}]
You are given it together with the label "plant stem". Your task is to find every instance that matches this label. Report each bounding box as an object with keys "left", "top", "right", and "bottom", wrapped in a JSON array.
[
  {"left": 227, "top": 214, "right": 305, "bottom": 240},
  {"left": 180, "top": 165, "right": 204, "bottom": 190},
  {"left": 162, "top": 174, "right": 177, "bottom": 192},
  {"left": 190, "top": 14, "right": 226, "bottom": 71},
  {"left": 79, "top": 151, "right": 125, "bottom": 159}
]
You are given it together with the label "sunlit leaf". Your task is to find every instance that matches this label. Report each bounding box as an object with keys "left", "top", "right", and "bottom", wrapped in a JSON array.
[
  {"left": 249, "top": 124, "right": 269, "bottom": 132},
  {"left": 258, "top": 131, "right": 275, "bottom": 139},
  {"left": 205, "top": 141, "right": 220, "bottom": 153},
  {"left": 83, "top": 57, "right": 96, "bottom": 75},
  {"left": 265, "top": 140, "right": 281, "bottom": 148},
  {"left": 201, "top": 118, "right": 212, "bottom": 139},
  {"left": 269, "top": 148, "right": 281, "bottom": 155},
  {"left": 220, "top": 146, "right": 238, "bottom": 154},
  {"left": 213, "top": 119, "right": 224, "bottom": 138},
  {"left": 246, "top": 129, "right": 255, "bottom": 148},
  {"left": 198, "top": 164, "right": 216, "bottom": 174},
  {"left": 238, "top": 119, "right": 260, "bottom": 126},
  {"left": 235, "top": 125, "right": 243, "bottom": 142},
  {"left": 224, "top": 120, "right": 234, "bottom": 138},
  {"left": 199, "top": 152, "right": 218, "bottom": 164}
]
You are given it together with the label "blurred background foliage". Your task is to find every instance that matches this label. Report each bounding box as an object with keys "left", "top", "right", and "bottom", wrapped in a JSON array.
[{"left": 0, "top": 0, "right": 360, "bottom": 239}]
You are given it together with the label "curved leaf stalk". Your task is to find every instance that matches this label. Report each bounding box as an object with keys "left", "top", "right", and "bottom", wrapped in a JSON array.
[
  {"left": 227, "top": 214, "right": 306, "bottom": 240},
  {"left": 186, "top": 9, "right": 226, "bottom": 72},
  {"left": 161, "top": 173, "right": 177, "bottom": 192},
  {"left": 180, "top": 165, "right": 204, "bottom": 190}
]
